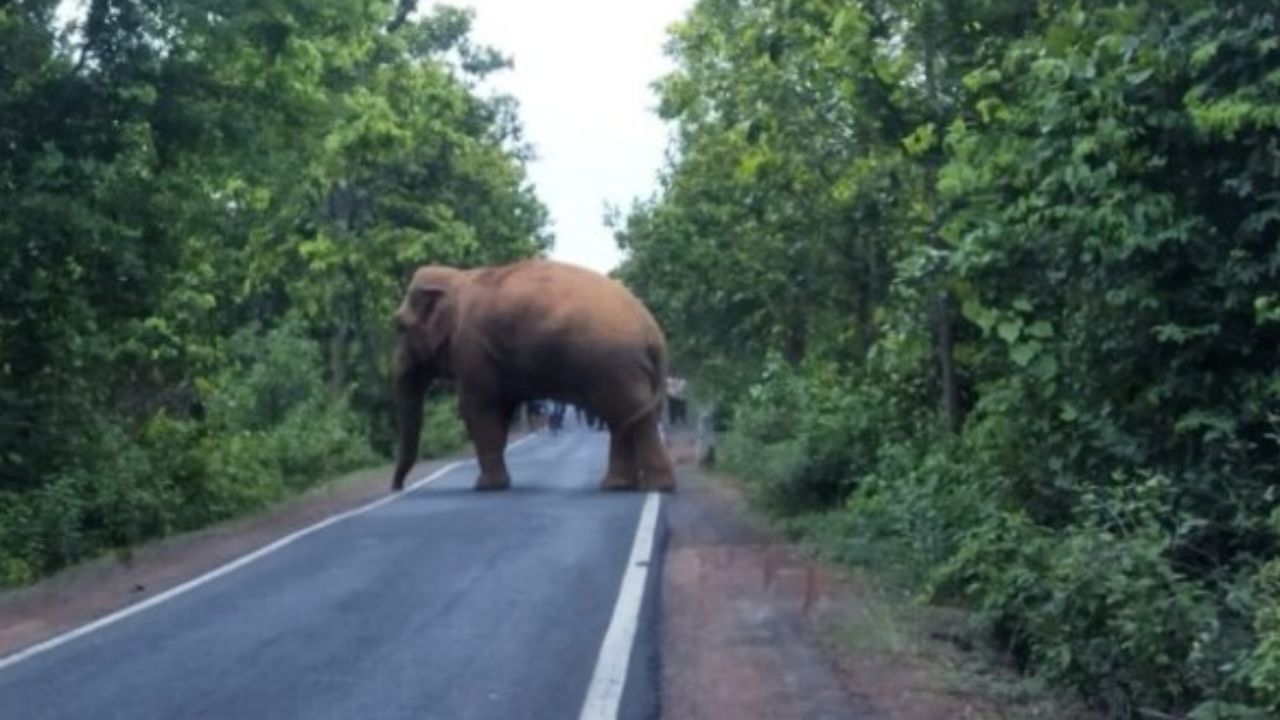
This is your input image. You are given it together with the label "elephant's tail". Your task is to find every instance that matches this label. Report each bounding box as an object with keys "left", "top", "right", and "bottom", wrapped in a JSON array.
[{"left": 618, "top": 340, "right": 667, "bottom": 431}]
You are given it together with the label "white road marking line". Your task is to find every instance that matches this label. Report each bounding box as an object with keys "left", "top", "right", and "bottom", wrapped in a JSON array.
[
  {"left": 506, "top": 432, "right": 540, "bottom": 452},
  {"left": 0, "top": 432, "right": 544, "bottom": 672},
  {"left": 579, "top": 492, "right": 662, "bottom": 720}
]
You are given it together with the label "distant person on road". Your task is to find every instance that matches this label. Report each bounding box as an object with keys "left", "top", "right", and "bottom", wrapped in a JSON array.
[
  {"left": 549, "top": 402, "right": 566, "bottom": 434},
  {"left": 666, "top": 376, "right": 688, "bottom": 428},
  {"left": 525, "top": 400, "right": 545, "bottom": 431}
]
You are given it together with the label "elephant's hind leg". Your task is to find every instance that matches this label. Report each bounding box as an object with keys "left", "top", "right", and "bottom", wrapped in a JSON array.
[
  {"left": 462, "top": 401, "right": 512, "bottom": 491},
  {"left": 601, "top": 428, "right": 640, "bottom": 490},
  {"left": 633, "top": 412, "right": 676, "bottom": 492}
]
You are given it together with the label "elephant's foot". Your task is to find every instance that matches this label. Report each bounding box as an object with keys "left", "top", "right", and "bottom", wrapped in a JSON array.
[
  {"left": 600, "top": 473, "right": 640, "bottom": 491},
  {"left": 473, "top": 472, "right": 511, "bottom": 491}
]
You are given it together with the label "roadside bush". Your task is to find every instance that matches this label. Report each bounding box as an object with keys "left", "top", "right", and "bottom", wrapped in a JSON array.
[
  {"left": 82, "top": 424, "right": 176, "bottom": 548},
  {"left": 204, "top": 320, "right": 337, "bottom": 432},
  {"left": 720, "top": 359, "right": 1280, "bottom": 716},
  {"left": 719, "top": 357, "right": 826, "bottom": 514},
  {"left": 417, "top": 394, "right": 468, "bottom": 459},
  {"left": 722, "top": 350, "right": 940, "bottom": 520},
  {"left": 268, "top": 396, "right": 377, "bottom": 491},
  {"left": 0, "top": 321, "right": 379, "bottom": 588},
  {"left": 933, "top": 474, "right": 1219, "bottom": 714},
  {"left": 173, "top": 322, "right": 377, "bottom": 524},
  {"left": 0, "top": 419, "right": 181, "bottom": 584},
  {"left": 5, "top": 475, "right": 89, "bottom": 579},
  {"left": 0, "top": 494, "right": 39, "bottom": 585},
  {"left": 1249, "top": 549, "right": 1280, "bottom": 714},
  {"left": 721, "top": 358, "right": 856, "bottom": 513}
]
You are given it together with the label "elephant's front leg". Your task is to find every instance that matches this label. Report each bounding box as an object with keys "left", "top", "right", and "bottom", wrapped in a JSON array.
[
  {"left": 601, "top": 427, "right": 639, "bottom": 490},
  {"left": 461, "top": 401, "right": 512, "bottom": 491}
]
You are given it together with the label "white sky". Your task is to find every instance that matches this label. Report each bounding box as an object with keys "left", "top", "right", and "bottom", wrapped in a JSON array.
[{"left": 457, "top": 0, "right": 691, "bottom": 273}]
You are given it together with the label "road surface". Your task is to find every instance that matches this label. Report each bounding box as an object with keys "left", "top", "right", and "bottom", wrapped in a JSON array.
[{"left": 0, "top": 427, "right": 664, "bottom": 720}]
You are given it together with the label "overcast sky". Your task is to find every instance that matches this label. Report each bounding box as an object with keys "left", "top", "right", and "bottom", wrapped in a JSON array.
[{"left": 458, "top": 0, "right": 692, "bottom": 273}]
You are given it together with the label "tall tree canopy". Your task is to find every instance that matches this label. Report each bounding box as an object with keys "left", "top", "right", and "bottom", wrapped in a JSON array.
[{"left": 619, "top": 1, "right": 1280, "bottom": 715}]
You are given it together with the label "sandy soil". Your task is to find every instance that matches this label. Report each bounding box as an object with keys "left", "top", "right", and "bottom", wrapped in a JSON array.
[{"left": 660, "top": 434, "right": 1092, "bottom": 720}]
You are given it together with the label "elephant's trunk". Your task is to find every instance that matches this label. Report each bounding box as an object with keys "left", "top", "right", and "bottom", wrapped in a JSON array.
[{"left": 391, "top": 351, "right": 429, "bottom": 491}]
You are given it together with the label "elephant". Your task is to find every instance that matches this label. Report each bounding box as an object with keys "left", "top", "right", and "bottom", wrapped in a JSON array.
[{"left": 390, "top": 259, "right": 676, "bottom": 493}]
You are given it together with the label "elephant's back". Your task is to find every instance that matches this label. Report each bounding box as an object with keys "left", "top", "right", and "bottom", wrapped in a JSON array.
[
  {"left": 455, "top": 260, "right": 665, "bottom": 407},
  {"left": 466, "top": 259, "right": 664, "bottom": 346}
]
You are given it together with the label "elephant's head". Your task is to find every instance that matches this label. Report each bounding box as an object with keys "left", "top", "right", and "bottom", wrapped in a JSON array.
[{"left": 390, "top": 266, "right": 463, "bottom": 491}]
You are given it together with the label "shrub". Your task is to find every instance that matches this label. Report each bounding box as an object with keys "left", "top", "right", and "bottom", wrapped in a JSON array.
[
  {"left": 418, "top": 394, "right": 468, "bottom": 459},
  {"left": 933, "top": 474, "right": 1217, "bottom": 714},
  {"left": 0, "top": 320, "right": 381, "bottom": 588},
  {"left": 720, "top": 357, "right": 859, "bottom": 515},
  {"left": 719, "top": 359, "right": 1279, "bottom": 716}
]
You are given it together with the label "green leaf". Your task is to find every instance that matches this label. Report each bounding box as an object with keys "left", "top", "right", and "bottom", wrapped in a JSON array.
[
  {"left": 1009, "top": 341, "right": 1040, "bottom": 367},
  {"left": 997, "top": 318, "right": 1023, "bottom": 343},
  {"left": 961, "top": 297, "right": 997, "bottom": 334},
  {"left": 1187, "top": 701, "right": 1271, "bottom": 720},
  {"left": 1173, "top": 411, "right": 1235, "bottom": 438},
  {"left": 901, "top": 122, "right": 937, "bottom": 156},
  {"left": 1026, "top": 320, "right": 1054, "bottom": 338},
  {"left": 1033, "top": 354, "right": 1059, "bottom": 379},
  {"left": 1190, "top": 40, "right": 1221, "bottom": 70},
  {"left": 1126, "top": 68, "right": 1153, "bottom": 87}
]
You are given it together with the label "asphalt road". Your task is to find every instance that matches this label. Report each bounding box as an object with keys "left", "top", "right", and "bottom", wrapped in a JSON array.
[{"left": 0, "top": 426, "right": 664, "bottom": 720}]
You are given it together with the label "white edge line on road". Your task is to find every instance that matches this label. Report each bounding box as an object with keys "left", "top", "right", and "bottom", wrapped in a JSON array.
[
  {"left": 579, "top": 492, "right": 662, "bottom": 720},
  {"left": 0, "top": 433, "right": 541, "bottom": 672},
  {"left": 506, "top": 432, "right": 540, "bottom": 452}
]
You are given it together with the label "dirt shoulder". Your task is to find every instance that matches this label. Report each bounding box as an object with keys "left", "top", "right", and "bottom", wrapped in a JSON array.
[
  {"left": 0, "top": 456, "right": 459, "bottom": 659},
  {"left": 661, "top": 437, "right": 1093, "bottom": 720}
]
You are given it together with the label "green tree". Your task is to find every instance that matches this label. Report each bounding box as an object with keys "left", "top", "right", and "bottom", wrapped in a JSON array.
[{"left": 621, "top": 0, "right": 1280, "bottom": 714}]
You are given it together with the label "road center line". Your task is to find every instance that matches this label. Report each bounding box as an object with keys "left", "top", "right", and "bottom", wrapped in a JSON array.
[
  {"left": 579, "top": 492, "right": 662, "bottom": 720},
  {"left": 0, "top": 433, "right": 540, "bottom": 672}
]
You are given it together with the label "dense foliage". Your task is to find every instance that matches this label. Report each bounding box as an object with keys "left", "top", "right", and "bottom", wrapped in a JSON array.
[
  {"left": 0, "top": 0, "right": 547, "bottom": 585},
  {"left": 618, "top": 1, "right": 1280, "bottom": 716}
]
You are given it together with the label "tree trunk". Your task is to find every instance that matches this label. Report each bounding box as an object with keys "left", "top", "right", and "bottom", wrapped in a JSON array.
[
  {"left": 857, "top": 230, "right": 880, "bottom": 356},
  {"left": 921, "top": 4, "right": 962, "bottom": 433},
  {"left": 783, "top": 317, "right": 806, "bottom": 367},
  {"left": 329, "top": 325, "right": 349, "bottom": 392},
  {"left": 934, "top": 292, "right": 961, "bottom": 433}
]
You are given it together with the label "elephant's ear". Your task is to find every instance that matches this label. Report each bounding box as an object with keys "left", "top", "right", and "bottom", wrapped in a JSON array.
[
  {"left": 409, "top": 284, "right": 448, "bottom": 318},
  {"left": 412, "top": 284, "right": 456, "bottom": 362}
]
